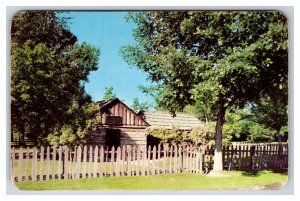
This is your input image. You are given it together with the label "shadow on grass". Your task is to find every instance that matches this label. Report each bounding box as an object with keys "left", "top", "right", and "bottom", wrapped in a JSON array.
[
  {"left": 271, "top": 169, "right": 288, "bottom": 175},
  {"left": 241, "top": 169, "right": 288, "bottom": 177},
  {"left": 241, "top": 170, "right": 261, "bottom": 177}
]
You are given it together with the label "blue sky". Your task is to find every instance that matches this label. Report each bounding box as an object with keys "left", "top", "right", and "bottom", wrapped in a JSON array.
[{"left": 64, "top": 11, "right": 153, "bottom": 106}]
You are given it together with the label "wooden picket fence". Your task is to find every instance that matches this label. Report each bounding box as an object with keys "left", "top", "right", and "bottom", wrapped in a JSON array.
[
  {"left": 207, "top": 143, "right": 288, "bottom": 171},
  {"left": 10, "top": 144, "right": 206, "bottom": 182},
  {"left": 10, "top": 143, "right": 288, "bottom": 182}
]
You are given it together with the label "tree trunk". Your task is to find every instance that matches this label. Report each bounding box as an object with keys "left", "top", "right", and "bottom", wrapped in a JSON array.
[{"left": 212, "top": 99, "right": 226, "bottom": 172}]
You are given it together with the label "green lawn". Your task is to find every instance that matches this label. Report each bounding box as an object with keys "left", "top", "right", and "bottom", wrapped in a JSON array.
[{"left": 14, "top": 170, "right": 288, "bottom": 190}]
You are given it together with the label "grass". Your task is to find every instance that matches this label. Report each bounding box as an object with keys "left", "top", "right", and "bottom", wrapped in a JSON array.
[{"left": 14, "top": 170, "right": 288, "bottom": 190}]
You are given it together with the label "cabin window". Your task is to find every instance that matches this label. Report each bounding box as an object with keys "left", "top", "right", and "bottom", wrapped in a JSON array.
[{"left": 106, "top": 116, "right": 122, "bottom": 125}]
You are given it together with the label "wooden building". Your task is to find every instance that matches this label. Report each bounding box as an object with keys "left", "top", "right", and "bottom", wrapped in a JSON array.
[
  {"left": 88, "top": 98, "right": 203, "bottom": 147},
  {"left": 87, "top": 98, "right": 149, "bottom": 147}
]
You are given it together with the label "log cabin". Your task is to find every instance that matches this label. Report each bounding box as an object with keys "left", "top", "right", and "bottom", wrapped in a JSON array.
[
  {"left": 88, "top": 98, "right": 203, "bottom": 147},
  {"left": 87, "top": 98, "right": 149, "bottom": 147}
]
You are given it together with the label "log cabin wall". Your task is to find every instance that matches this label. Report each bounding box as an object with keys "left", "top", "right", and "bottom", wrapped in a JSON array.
[{"left": 88, "top": 127, "right": 146, "bottom": 146}]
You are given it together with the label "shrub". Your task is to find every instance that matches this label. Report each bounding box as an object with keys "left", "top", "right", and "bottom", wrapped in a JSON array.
[
  {"left": 145, "top": 126, "right": 189, "bottom": 146},
  {"left": 189, "top": 124, "right": 214, "bottom": 146}
]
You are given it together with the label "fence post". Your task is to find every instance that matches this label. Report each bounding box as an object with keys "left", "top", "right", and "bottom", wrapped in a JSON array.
[
  {"left": 182, "top": 145, "right": 186, "bottom": 172},
  {"left": 93, "top": 146, "right": 98, "bottom": 178},
  {"left": 173, "top": 145, "right": 177, "bottom": 173},
  {"left": 167, "top": 145, "right": 171, "bottom": 174},
  {"left": 71, "top": 146, "right": 77, "bottom": 179},
  {"left": 46, "top": 146, "right": 50, "bottom": 180},
  {"left": 137, "top": 146, "right": 141, "bottom": 176},
  {"left": 132, "top": 146, "right": 136, "bottom": 176},
  {"left": 82, "top": 146, "right": 87, "bottom": 178},
  {"left": 238, "top": 145, "right": 242, "bottom": 170},
  {"left": 40, "top": 147, "right": 44, "bottom": 181},
  {"left": 163, "top": 144, "right": 167, "bottom": 174},
  {"left": 185, "top": 145, "right": 189, "bottom": 173},
  {"left": 18, "top": 147, "right": 23, "bottom": 182},
  {"left": 25, "top": 147, "right": 30, "bottom": 181},
  {"left": 58, "top": 146, "right": 62, "bottom": 179},
  {"left": 191, "top": 146, "right": 195, "bottom": 173},
  {"left": 121, "top": 145, "right": 126, "bottom": 176},
  {"left": 11, "top": 147, "right": 15, "bottom": 182},
  {"left": 127, "top": 145, "right": 132, "bottom": 176},
  {"left": 157, "top": 144, "right": 162, "bottom": 174},
  {"left": 52, "top": 146, "right": 57, "bottom": 180},
  {"left": 75, "top": 146, "right": 82, "bottom": 179},
  {"left": 110, "top": 146, "right": 115, "bottom": 177},
  {"left": 116, "top": 146, "right": 121, "bottom": 177},
  {"left": 199, "top": 145, "right": 205, "bottom": 174},
  {"left": 99, "top": 146, "right": 104, "bottom": 177},
  {"left": 147, "top": 145, "right": 151, "bottom": 175},
  {"left": 88, "top": 146, "right": 93, "bottom": 178},
  {"left": 32, "top": 147, "right": 37, "bottom": 181},
  {"left": 249, "top": 145, "right": 255, "bottom": 170},
  {"left": 141, "top": 145, "right": 146, "bottom": 176},
  {"left": 64, "top": 146, "right": 69, "bottom": 180},
  {"left": 152, "top": 145, "right": 157, "bottom": 175}
]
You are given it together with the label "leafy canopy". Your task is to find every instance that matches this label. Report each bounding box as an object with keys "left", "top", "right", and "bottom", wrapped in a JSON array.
[
  {"left": 11, "top": 11, "right": 100, "bottom": 144},
  {"left": 121, "top": 11, "right": 288, "bottom": 171}
]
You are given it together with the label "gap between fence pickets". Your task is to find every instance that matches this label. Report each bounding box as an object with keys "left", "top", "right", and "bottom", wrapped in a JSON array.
[{"left": 10, "top": 143, "right": 288, "bottom": 182}]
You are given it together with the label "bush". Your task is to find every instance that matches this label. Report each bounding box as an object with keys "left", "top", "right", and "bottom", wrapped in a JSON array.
[
  {"left": 146, "top": 124, "right": 215, "bottom": 146},
  {"left": 145, "top": 126, "right": 189, "bottom": 146},
  {"left": 189, "top": 124, "right": 214, "bottom": 146}
]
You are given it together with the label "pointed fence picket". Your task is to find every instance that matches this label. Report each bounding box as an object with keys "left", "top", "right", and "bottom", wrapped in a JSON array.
[
  {"left": 64, "top": 146, "right": 69, "bottom": 180},
  {"left": 11, "top": 147, "right": 15, "bottom": 182},
  {"left": 18, "top": 147, "right": 23, "bottom": 182},
  {"left": 93, "top": 146, "right": 98, "bottom": 178},
  {"left": 82, "top": 146, "right": 87, "bottom": 178},
  {"left": 99, "top": 146, "right": 104, "bottom": 177}
]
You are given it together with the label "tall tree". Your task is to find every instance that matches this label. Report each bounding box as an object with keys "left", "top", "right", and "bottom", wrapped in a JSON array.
[
  {"left": 11, "top": 11, "right": 100, "bottom": 144},
  {"left": 121, "top": 11, "right": 287, "bottom": 172}
]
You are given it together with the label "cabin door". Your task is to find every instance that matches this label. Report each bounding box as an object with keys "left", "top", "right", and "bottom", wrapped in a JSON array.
[{"left": 105, "top": 129, "right": 121, "bottom": 149}]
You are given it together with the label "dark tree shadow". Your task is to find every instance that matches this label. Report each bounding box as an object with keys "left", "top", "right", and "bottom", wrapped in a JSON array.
[
  {"left": 241, "top": 170, "right": 261, "bottom": 177},
  {"left": 241, "top": 168, "right": 288, "bottom": 177},
  {"left": 271, "top": 169, "right": 288, "bottom": 175}
]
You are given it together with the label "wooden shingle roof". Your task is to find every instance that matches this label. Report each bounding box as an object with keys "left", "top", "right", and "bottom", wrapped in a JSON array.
[{"left": 139, "top": 111, "right": 204, "bottom": 130}]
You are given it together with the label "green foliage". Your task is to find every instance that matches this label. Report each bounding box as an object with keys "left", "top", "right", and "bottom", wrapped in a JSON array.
[
  {"left": 189, "top": 124, "right": 214, "bottom": 146},
  {"left": 11, "top": 11, "right": 100, "bottom": 144},
  {"left": 146, "top": 126, "right": 189, "bottom": 145},
  {"left": 121, "top": 11, "right": 287, "bottom": 170},
  {"left": 250, "top": 95, "right": 288, "bottom": 133},
  {"left": 221, "top": 107, "right": 286, "bottom": 143},
  {"left": 121, "top": 11, "right": 287, "bottom": 113},
  {"left": 102, "top": 86, "right": 117, "bottom": 100},
  {"left": 131, "top": 97, "right": 152, "bottom": 111},
  {"left": 146, "top": 124, "right": 215, "bottom": 146},
  {"left": 223, "top": 112, "right": 274, "bottom": 143},
  {"left": 47, "top": 103, "right": 99, "bottom": 146},
  {"left": 246, "top": 124, "right": 275, "bottom": 142}
]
